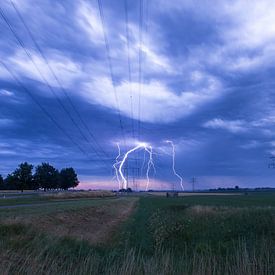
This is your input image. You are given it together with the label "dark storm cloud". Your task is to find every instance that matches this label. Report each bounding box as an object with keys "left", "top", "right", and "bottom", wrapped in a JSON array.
[{"left": 1, "top": 0, "right": 275, "bottom": 189}]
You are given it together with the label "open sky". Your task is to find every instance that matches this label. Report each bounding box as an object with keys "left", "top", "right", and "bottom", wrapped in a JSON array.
[{"left": 1, "top": 0, "right": 275, "bottom": 190}]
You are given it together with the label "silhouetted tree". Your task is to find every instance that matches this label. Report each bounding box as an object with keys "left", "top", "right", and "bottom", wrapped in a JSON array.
[
  {"left": 118, "top": 187, "right": 133, "bottom": 193},
  {"left": 34, "top": 163, "right": 59, "bottom": 191},
  {"left": 59, "top": 168, "right": 79, "bottom": 190},
  {"left": 0, "top": 174, "right": 4, "bottom": 190},
  {"left": 13, "top": 162, "right": 33, "bottom": 192},
  {"left": 4, "top": 174, "right": 17, "bottom": 190}
]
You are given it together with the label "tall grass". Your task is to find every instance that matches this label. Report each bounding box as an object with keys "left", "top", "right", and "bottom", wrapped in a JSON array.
[
  {"left": 0, "top": 229, "right": 273, "bottom": 275},
  {"left": 1, "top": 195, "right": 275, "bottom": 274},
  {"left": 42, "top": 190, "right": 116, "bottom": 199}
]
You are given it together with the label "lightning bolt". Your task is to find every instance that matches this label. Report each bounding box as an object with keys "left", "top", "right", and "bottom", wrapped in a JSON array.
[
  {"left": 166, "top": 140, "right": 184, "bottom": 191},
  {"left": 112, "top": 143, "right": 122, "bottom": 189},
  {"left": 114, "top": 141, "right": 182, "bottom": 191},
  {"left": 119, "top": 142, "right": 148, "bottom": 189},
  {"left": 145, "top": 145, "right": 156, "bottom": 191}
]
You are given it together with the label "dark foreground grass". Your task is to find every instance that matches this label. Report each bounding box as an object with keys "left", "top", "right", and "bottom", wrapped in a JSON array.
[{"left": 0, "top": 193, "right": 275, "bottom": 274}]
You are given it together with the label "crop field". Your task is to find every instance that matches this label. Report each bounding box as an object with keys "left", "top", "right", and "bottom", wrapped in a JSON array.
[{"left": 0, "top": 192, "right": 274, "bottom": 274}]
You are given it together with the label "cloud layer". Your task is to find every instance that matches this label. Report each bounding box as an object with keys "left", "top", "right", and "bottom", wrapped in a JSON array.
[{"left": 1, "top": 0, "right": 275, "bottom": 188}]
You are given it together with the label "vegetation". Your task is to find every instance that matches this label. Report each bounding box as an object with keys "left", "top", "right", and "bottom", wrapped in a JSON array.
[
  {"left": 42, "top": 190, "right": 116, "bottom": 199},
  {"left": 0, "top": 191, "right": 116, "bottom": 208},
  {"left": 0, "top": 192, "right": 274, "bottom": 274},
  {"left": 119, "top": 187, "right": 133, "bottom": 192},
  {"left": 0, "top": 162, "right": 79, "bottom": 191},
  {"left": 13, "top": 162, "right": 34, "bottom": 191},
  {"left": 0, "top": 174, "right": 3, "bottom": 186},
  {"left": 59, "top": 168, "right": 79, "bottom": 190}
]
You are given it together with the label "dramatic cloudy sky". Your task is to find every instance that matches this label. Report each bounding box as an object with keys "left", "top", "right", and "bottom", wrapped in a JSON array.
[{"left": 1, "top": 0, "right": 275, "bottom": 190}]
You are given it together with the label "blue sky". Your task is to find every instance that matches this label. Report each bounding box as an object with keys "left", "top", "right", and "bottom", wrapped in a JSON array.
[{"left": 1, "top": 0, "right": 275, "bottom": 190}]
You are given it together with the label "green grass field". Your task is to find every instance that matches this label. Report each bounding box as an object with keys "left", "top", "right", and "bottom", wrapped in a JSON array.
[{"left": 0, "top": 192, "right": 274, "bottom": 274}]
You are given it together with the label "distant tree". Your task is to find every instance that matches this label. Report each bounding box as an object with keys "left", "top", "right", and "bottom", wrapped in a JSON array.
[
  {"left": 0, "top": 174, "right": 4, "bottom": 190},
  {"left": 235, "top": 185, "right": 239, "bottom": 190},
  {"left": 29, "top": 177, "right": 40, "bottom": 190},
  {"left": 4, "top": 174, "right": 17, "bottom": 190},
  {"left": 59, "top": 168, "right": 79, "bottom": 190},
  {"left": 118, "top": 188, "right": 133, "bottom": 193},
  {"left": 34, "top": 163, "right": 59, "bottom": 191},
  {"left": 13, "top": 162, "right": 33, "bottom": 192}
]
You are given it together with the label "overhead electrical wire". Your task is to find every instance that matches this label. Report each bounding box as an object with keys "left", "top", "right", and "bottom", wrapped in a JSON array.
[
  {"left": 138, "top": 0, "right": 144, "bottom": 142},
  {"left": 124, "top": 0, "right": 135, "bottom": 140},
  {"left": 96, "top": 0, "right": 126, "bottom": 146},
  {"left": 9, "top": 0, "right": 109, "bottom": 159},
  {"left": 0, "top": 60, "right": 92, "bottom": 161},
  {"left": 1, "top": 60, "right": 113, "bottom": 169},
  {"left": 0, "top": 6, "right": 108, "bottom": 164},
  {"left": 0, "top": 7, "right": 111, "bottom": 169}
]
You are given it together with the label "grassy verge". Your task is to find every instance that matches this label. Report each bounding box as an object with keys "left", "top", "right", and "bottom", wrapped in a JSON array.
[
  {"left": 0, "top": 197, "right": 124, "bottom": 219},
  {"left": 41, "top": 190, "right": 116, "bottom": 199},
  {"left": 0, "top": 191, "right": 116, "bottom": 207}
]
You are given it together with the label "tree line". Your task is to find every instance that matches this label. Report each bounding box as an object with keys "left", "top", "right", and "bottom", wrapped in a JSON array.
[{"left": 0, "top": 162, "right": 79, "bottom": 191}]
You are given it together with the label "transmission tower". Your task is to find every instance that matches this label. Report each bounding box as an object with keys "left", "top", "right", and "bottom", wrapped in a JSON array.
[
  {"left": 191, "top": 177, "right": 196, "bottom": 192},
  {"left": 268, "top": 156, "right": 275, "bottom": 169},
  {"left": 123, "top": 157, "right": 140, "bottom": 190}
]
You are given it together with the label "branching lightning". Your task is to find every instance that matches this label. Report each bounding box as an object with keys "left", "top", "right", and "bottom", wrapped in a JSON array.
[
  {"left": 145, "top": 145, "right": 156, "bottom": 191},
  {"left": 166, "top": 140, "right": 184, "bottom": 191},
  {"left": 118, "top": 143, "right": 147, "bottom": 189},
  {"left": 113, "top": 140, "right": 182, "bottom": 191},
  {"left": 113, "top": 143, "right": 122, "bottom": 189},
  {"left": 113, "top": 142, "right": 156, "bottom": 190}
]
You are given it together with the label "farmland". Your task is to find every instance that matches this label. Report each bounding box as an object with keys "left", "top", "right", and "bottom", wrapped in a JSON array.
[{"left": 0, "top": 191, "right": 274, "bottom": 274}]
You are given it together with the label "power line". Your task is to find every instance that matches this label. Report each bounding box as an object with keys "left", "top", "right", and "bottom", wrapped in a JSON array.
[
  {"left": 9, "top": 0, "right": 109, "bottom": 159},
  {"left": 144, "top": 0, "right": 149, "bottom": 33},
  {"left": 1, "top": 61, "right": 112, "bottom": 171},
  {"left": 138, "top": 0, "right": 144, "bottom": 142},
  {"left": 96, "top": 0, "right": 126, "bottom": 146},
  {"left": 123, "top": 0, "right": 137, "bottom": 187},
  {"left": 124, "top": 0, "right": 135, "bottom": 139},
  {"left": 0, "top": 6, "right": 107, "bottom": 163},
  {"left": 0, "top": 60, "right": 97, "bottom": 163},
  {"left": 136, "top": 0, "right": 144, "bottom": 186}
]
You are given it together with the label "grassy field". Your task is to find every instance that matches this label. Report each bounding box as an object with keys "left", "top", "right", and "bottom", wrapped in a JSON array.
[
  {"left": 0, "top": 190, "right": 115, "bottom": 207},
  {"left": 0, "top": 192, "right": 274, "bottom": 274}
]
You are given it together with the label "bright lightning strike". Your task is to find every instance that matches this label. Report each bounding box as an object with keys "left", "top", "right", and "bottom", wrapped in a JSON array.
[
  {"left": 145, "top": 146, "right": 156, "bottom": 191},
  {"left": 112, "top": 143, "right": 122, "bottom": 189},
  {"left": 116, "top": 142, "right": 156, "bottom": 190},
  {"left": 118, "top": 143, "right": 147, "bottom": 189},
  {"left": 114, "top": 141, "right": 182, "bottom": 191},
  {"left": 166, "top": 140, "right": 184, "bottom": 191}
]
